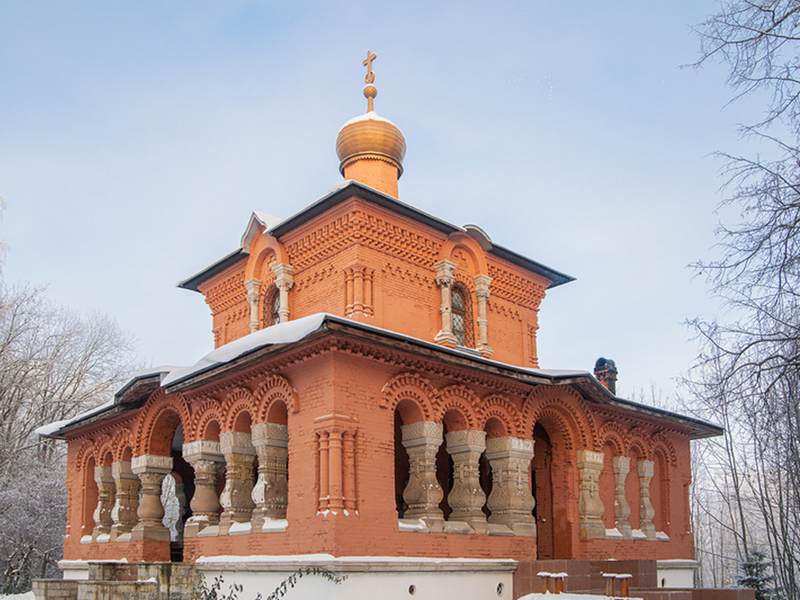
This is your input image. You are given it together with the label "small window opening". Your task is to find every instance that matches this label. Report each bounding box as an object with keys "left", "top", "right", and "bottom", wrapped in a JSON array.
[
  {"left": 263, "top": 288, "right": 280, "bottom": 327},
  {"left": 451, "top": 284, "right": 474, "bottom": 348}
]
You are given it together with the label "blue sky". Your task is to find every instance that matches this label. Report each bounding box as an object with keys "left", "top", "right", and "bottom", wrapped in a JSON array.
[{"left": 0, "top": 1, "right": 764, "bottom": 400}]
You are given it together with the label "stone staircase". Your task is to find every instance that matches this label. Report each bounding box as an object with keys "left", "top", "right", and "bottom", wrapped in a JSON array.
[{"left": 33, "top": 562, "right": 194, "bottom": 600}]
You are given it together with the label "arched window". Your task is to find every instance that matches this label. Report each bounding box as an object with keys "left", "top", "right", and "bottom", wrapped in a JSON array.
[
  {"left": 451, "top": 284, "right": 474, "bottom": 348},
  {"left": 263, "top": 288, "right": 280, "bottom": 327}
]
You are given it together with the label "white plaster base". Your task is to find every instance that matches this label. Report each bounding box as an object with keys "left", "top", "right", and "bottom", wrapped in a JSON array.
[
  {"left": 194, "top": 555, "right": 516, "bottom": 600},
  {"left": 657, "top": 559, "right": 700, "bottom": 588}
]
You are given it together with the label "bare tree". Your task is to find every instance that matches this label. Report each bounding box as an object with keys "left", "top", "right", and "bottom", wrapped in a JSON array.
[
  {"left": 0, "top": 282, "right": 139, "bottom": 592},
  {"left": 690, "top": 3, "right": 800, "bottom": 598}
]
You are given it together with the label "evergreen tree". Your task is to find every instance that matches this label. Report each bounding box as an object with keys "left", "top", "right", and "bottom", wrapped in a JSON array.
[{"left": 737, "top": 550, "right": 777, "bottom": 600}]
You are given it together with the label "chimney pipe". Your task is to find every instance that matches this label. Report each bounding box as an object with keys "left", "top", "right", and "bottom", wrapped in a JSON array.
[{"left": 594, "top": 358, "right": 617, "bottom": 395}]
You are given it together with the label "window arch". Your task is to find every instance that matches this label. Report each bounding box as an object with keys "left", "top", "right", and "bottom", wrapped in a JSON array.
[
  {"left": 451, "top": 283, "right": 474, "bottom": 348},
  {"left": 262, "top": 287, "right": 280, "bottom": 327}
]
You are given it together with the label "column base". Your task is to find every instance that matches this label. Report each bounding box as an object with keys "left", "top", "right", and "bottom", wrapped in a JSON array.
[{"left": 131, "top": 524, "right": 170, "bottom": 542}]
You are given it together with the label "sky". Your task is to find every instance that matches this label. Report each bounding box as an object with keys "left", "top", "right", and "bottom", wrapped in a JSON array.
[{"left": 0, "top": 1, "right": 765, "bottom": 402}]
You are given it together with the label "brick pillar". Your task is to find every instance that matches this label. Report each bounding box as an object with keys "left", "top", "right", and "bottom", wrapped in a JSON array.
[
  {"left": 638, "top": 459, "right": 656, "bottom": 540},
  {"left": 251, "top": 422, "right": 289, "bottom": 529},
  {"left": 131, "top": 455, "right": 173, "bottom": 542},
  {"left": 577, "top": 449, "right": 606, "bottom": 539},
  {"left": 473, "top": 274, "right": 493, "bottom": 357},
  {"left": 245, "top": 278, "right": 262, "bottom": 333},
  {"left": 271, "top": 263, "right": 294, "bottom": 324},
  {"left": 485, "top": 436, "right": 536, "bottom": 536},
  {"left": 314, "top": 414, "right": 357, "bottom": 515},
  {"left": 219, "top": 432, "right": 256, "bottom": 534},
  {"left": 433, "top": 260, "right": 458, "bottom": 346},
  {"left": 182, "top": 440, "right": 225, "bottom": 537},
  {"left": 613, "top": 456, "right": 633, "bottom": 539},
  {"left": 445, "top": 429, "right": 487, "bottom": 528},
  {"left": 110, "top": 461, "right": 139, "bottom": 541},
  {"left": 92, "top": 465, "right": 115, "bottom": 542},
  {"left": 401, "top": 421, "right": 444, "bottom": 522}
]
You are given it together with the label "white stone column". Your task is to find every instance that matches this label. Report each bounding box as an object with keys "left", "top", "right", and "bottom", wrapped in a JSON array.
[
  {"left": 473, "top": 274, "right": 493, "bottom": 357},
  {"left": 182, "top": 440, "right": 225, "bottom": 537},
  {"left": 251, "top": 422, "right": 289, "bottom": 529},
  {"left": 110, "top": 461, "right": 139, "bottom": 542},
  {"left": 271, "top": 263, "right": 294, "bottom": 323},
  {"left": 433, "top": 260, "right": 458, "bottom": 345},
  {"left": 445, "top": 429, "right": 487, "bottom": 529},
  {"left": 638, "top": 459, "right": 656, "bottom": 540},
  {"left": 131, "top": 454, "right": 173, "bottom": 542},
  {"left": 485, "top": 436, "right": 536, "bottom": 536},
  {"left": 577, "top": 449, "right": 606, "bottom": 539},
  {"left": 219, "top": 432, "right": 256, "bottom": 534},
  {"left": 92, "top": 465, "right": 115, "bottom": 542},
  {"left": 245, "top": 278, "right": 262, "bottom": 333},
  {"left": 613, "top": 456, "right": 632, "bottom": 539},
  {"left": 401, "top": 421, "right": 444, "bottom": 522}
]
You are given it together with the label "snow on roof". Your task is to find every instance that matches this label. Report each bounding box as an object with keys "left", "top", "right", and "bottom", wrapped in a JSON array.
[
  {"left": 35, "top": 399, "right": 115, "bottom": 437},
  {"left": 161, "top": 313, "right": 328, "bottom": 387},
  {"left": 337, "top": 110, "right": 397, "bottom": 132}
]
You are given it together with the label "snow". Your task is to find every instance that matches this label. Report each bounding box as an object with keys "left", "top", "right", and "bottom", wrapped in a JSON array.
[
  {"left": 35, "top": 400, "right": 115, "bottom": 437},
  {"left": 227, "top": 521, "right": 252, "bottom": 534},
  {"left": 261, "top": 519, "right": 288, "bottom": 532},
  {"left": 0, "top": 592, "right": 35, "bottom": 600},
  {"left": 196, "top": 554, "right": 515, "bottom": 564},
  {"left": 161, "top": 313, "right": 327, "bottom": 386},
  {"left": 338, "top": 111, "right": 397, "bottom": 130}
]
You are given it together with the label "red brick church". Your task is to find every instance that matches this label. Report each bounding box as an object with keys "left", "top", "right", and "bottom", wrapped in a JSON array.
[{"left": 38, "top": 54, "right": 723, "bottom": 600}]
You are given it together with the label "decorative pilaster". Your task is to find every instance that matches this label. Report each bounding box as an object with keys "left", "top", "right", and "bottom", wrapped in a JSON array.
[
  {"left": 344, "top": 266, "right": 375, "bottom": 318},
  {"left": 401, "top": 421, "right": 444, "bottom": 521},
  {"left": 219, "top": 432, "right": 256, "bottom": 534},
  {"left": 638, "top": 459, "right": 656, "bottom": 540},
  {"left": 314, "top": 415, "right": 357, "bottom": 515},
  {"left": 473, "top": 274, "right": 493, "bottom": 357},
  {"left": 182, "top": 440, "right": 225, "bottom": 537},
  {"left": 612, "top": 456, "right": 632, "bottom": 539},
  {"left": 131, "top": 454, "right": 173, "bottom": 542},
  {"left": 271, "top": 263, "right": 294, "bottom": 323},
  {"left": 577, "top": 449, "right": 606, "bottom": 539},
  {"left": 251, "top": 422, "right": 289, "bottom": 529},
  {"left": 445, "top": 429, "right": 487, "bottom": 527},
  {"left": 92, "top": 466, "right": 115, "bottom": 542},
  {"left": 433, "top": 260, "right": 458, "bottom": 346},
  {"left": 110, "top": 461, "right": 139, "bottom": 541},
  {"left": 245, "top": 278, "right": 262, "bottom": 333},
  {"left": 485, "top": 436, "right": 536, "bottom": 536}
]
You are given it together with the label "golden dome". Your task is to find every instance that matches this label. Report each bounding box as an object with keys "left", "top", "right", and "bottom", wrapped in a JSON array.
[{"left": 335, "top": 111, "right": 407, "bottom": 176}]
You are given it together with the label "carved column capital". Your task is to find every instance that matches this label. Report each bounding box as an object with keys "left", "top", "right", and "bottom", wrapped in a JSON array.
[
  {"left": 434, "top": 259, "right": 457, "bottom": 288},
  {"left": 473, "top": 273, "right": 492, "bottom": 297},
  {"left": 131, "top": 455, "right": 173, "bottom": 542},
  {"left": 401, "top": 421, "right": 444, "bottom": 522},
  {"left": 445, "top": 429, "right": 486, "bottom": 528},
  {"left": 244, "top": 278, "right": 262, "bottom": 304},
  {"left": 271, "top": 263, "right": 294, "bottom": 291}
]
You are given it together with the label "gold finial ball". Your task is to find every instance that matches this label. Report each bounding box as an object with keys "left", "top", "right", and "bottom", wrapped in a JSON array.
[{"left": 363, "top": 84, "right": 377, "bottom": 100}]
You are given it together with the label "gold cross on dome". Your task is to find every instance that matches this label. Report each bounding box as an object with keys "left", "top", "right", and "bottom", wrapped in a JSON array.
[{"left": 363, "top": 51, "right": 377, "bottom": 84}]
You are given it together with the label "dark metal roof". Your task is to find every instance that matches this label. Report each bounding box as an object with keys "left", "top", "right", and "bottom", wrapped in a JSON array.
[{"left": 177, "top": 181, "right": 575, "bottom": 294}]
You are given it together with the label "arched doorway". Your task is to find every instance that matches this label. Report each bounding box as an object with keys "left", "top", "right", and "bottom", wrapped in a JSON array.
[{"left": 531, "top": 423, "right": 554, "bottom": 559}]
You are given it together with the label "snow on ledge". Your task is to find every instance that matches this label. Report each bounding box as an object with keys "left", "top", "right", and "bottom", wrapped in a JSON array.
[{"left": 162, "top": 314, "right": 327, "bottom": 387}]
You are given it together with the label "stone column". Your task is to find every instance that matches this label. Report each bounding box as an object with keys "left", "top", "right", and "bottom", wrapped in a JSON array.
[
  {"left": 445, "top": 429, "right": 487, "bottom": 527},
  {"left": 271, "top": 263, "right": 294, "bottom": 324},
  {"left": 638, "top": 459, "right": 656, "bottom": 540},
  {"left": 485, "top": 436, "right": 536, "bottom": 536},
  {"left": 473, "top": 274, "right": 493, "bottom": 357},
  {"left": 612, "top": 456, "right": 632, "bottom": 539},
  {"left": 433, "top": 260, "right": 458, "bottom": 345},
  {"left": 251, "top": 422, "right": 289, "bottom": 529},
  {"left": 219, "top": 432, "right": 256, "bottom": 534},
  {"left": 131, "top": 454, "right": 173, "bottom": 542},
  {"left": 92, "top": 465, "right": 115, "bottom": 542},
  {"left": 401, "top": 421, "right": 444, "bottom": 522},
  {"left": 110, "top": 461, "right": 139, "bottom": 541},
  {"left": 245, "top": 278, "right": 262, "bottom": 333},
  {"left": 182, "top": 440, "right": 225, "bottom": 537},
  {"left": 577, "top": 449, "right": 606, "bottom": 539}
]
